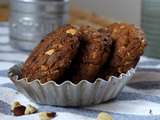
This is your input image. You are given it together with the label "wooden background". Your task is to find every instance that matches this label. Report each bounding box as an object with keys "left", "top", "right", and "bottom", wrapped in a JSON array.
[{"left": 0, "top": 5, "right": 9, "bottom": 21}]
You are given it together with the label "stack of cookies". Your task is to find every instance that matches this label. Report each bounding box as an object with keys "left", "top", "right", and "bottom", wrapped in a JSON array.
[{"left": 22, "top": 23, "right": 147, "bottom": 84}]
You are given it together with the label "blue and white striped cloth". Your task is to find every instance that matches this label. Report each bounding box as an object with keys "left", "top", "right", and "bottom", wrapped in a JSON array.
[{"left": 0, "top": 22, "right": 160, "bottom": 120}]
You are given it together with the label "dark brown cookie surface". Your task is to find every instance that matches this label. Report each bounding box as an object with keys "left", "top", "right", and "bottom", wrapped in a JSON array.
[
  {"left": 22, "top": 24, "right": 80, "bottom": 83},
  {"left": 104, "top": 23, "right": 147, "bottom": 78},
  {"left": 71, "top": 26, "right": 112, "bottom": 83}
]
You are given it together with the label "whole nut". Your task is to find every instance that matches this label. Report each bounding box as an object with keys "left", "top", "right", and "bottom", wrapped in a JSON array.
[
  {"left": 39, "top": 112, "right": 56, "bottom": 120},
  {"left": 24, "top": 104, "right": 38, "bottom": 115},
  {"left": 97, "top": 112, "right": 112, "bottom": 120},
  {"left": 11, "top": 101, "right": 26, "bottom": 116},
  {"left": 11, "top": 101, "right": 21, "bottom": 111},
  {"left": 13, "top": 106, "right": 26, "bottom": 116}
]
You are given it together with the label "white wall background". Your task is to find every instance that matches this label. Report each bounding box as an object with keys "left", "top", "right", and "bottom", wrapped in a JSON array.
[{"left": 71, "top": 0, "right": 142, "bottom": 25}]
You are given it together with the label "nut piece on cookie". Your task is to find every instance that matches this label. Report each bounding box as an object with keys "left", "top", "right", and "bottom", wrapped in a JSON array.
[
  {"left": 45, "top": 49, "right": 55, "bottom": 56},
  {"left": 66, "top": 28, "right": 77, "bottom": 35}
]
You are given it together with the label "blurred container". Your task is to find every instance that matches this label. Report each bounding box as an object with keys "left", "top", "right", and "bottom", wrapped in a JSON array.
[
  {"left": 142, "top": 0, "right": 160, "bottom": 58},
  {"left": 9, "top": 0, "right": 69, "bottom": 51}
]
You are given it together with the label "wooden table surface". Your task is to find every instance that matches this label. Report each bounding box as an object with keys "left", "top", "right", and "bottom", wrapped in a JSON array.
[{"left": 0, "top": 4, "right": 111, "bottom": 27}]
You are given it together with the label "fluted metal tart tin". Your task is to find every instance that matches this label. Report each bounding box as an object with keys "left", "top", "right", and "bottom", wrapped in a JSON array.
[{"left": 8, "top": 63, "right": 135, "bottom": 107}]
